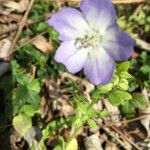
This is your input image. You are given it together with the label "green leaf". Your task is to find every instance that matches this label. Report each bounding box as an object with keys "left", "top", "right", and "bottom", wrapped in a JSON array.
[
  {"left": 37, "top": 22, "right": 48, "bottom": 32},
  {"left": 98, "top": 83, "right": 113, "bottom": 94},
  {"left": 27, "top": 79, "right": 41, "bottom": 93},
  {"left": 140, "top": 52, "right": 148, "bottom": 62},
  {"left": 53, "top": 146, "right": 62, "bottom": 150},
  {"left": 48, "top": 27, "right": 59, "bottom": 41},
  {"left": 98, "top": 110, "right": 110, "bottom": 118},
  {"left": 13, "top": 113, "right": 32, "bottom": 136},
  {"left": 87, "top": 119, "right": 97, "bottom": 128},
  {"left": 108, "top": 90, "right": 132, "bottom": 106},
  {"left": 120, "top": 72, "right": 132, "bottom": 79},
  {"left": 12, "top": 86, "right": 40, "bottom": 115},
  {"left": 91, "top": 90, "right": 103, "bottom": 101},
  {"left": 121, "top": 101, "right": 136, "bottom": 119},
  {"left": 66, "top": 138, "right": 78, "bottom": 150},
  {"left": 117, "top": 61, "right": 130, "bottom": 73},
  {"left": 111, "top": 75, "right": 119, "bottom": 86},
  {"left": 77, "top": 102, "right": 87, "bottom": 114},
  {"left": 131, "top": 93, "right": 149, "bottom": 110},
  {"left": 140, "top": 65, "right": 150, "bottom": 74},
  {"left": 11, "top": 60, "right": 29, "bottom": 86},
  {"left": 19, "top": 105, "right": 38, "bottom": 117},
  {"left": 116, "top": 79, "right": 129, "bottom": 90}
]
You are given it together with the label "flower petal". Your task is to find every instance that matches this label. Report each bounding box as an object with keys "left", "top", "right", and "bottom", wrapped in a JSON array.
[
  {"left": 80, "top": 0, "right": 116, "bottom": 33},
  {"left": 102, "top": 24, "right": 135, "bottom": 61},
  {"left": 84, "top": 47, "right": 115, "bottom": 85},
  {"left": 47, "top": 7, "right": 88, "bottom": 41},
  {"left": 54, "top": 40, "right": 89, "bottom": 74},
  {"left": 54, "top": 40, "right": 78, "bottom": 63},
  {"left": 65, "top": 48, "right": 89, "bottom": 73}
]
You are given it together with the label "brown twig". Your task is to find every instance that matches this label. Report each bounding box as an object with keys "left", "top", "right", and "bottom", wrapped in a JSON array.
[
  {"left": 135, "top": 37, "right": 150, "bottom": 51},
  {"left": 105, "top": 121, "right": 142, "bottom": 150},
  {"left": 95, "top": 119, "right": 131, "bottom": 149},
  {"left": 8, "top": 0, "right": 35, "bottom": 56},
  {"left": 107, "top": 114, "right": 150, "bottom": 126},
  {"left": 112, "top": 0, "right": 146, "bottom": 3},
  {"left": 0, "top": 20, "right": 38, "bottom": 36},
  {"left": 0, "top": 13, "right": 51, "bottom": 36}
]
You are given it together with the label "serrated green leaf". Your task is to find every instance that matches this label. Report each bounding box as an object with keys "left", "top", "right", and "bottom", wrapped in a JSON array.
[
  {"left": 13, "top": 113, "right": 32, "bottom": 136},
  {"left": 120, "top": 72, "right": 132, "bottom": 79},
  {"left": 108, "top": 90, "right": 132, "bottom": 106},
  {"left": 117, "top": 79, "right": 129, "bottom": 90},
  {"left": 111, "top": 75, "right": 119, "bottom": 85},
  {"left": 87, "top": 119, "right": 97, "bottom": 128},
  {"left": 91, "top": 90, "right": 103, "bottom": 101},
  {"left": 77, "top": 102, "right": 87, "bottom": 114},
  {"left": 98, "top": 83, "right": 113, "bottom": 94},
  {"left": 117, "top": 61, "right": 130, "bottom": 73},
  {"left": 131, "top": 93, "right": 149, "bottom": 110}
]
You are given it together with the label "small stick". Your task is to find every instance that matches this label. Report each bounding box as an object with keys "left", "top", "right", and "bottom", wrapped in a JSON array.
[
  {"left": 0, "top": 20, "right": 38, "bottom": 36},
  {"left": 94, "top": 119, "right": 131, "bottom": 149},
  {"left": 112, "top": 0, "right": 146, "bottom": 3},
  {"left": 105, "top": 121, "right": 142, "bottom": 150},
  {"left": 8, "top": 0, "right": 35, "bottom": 56},
  {"left": 135, "top": 38, "right": 150, "bottom": 51},
  {"left": 0, "top": 13, "right": 51, "bottom": 36},
  {"left": 108, "top": 114, "right": 150, "bottom": 126}
]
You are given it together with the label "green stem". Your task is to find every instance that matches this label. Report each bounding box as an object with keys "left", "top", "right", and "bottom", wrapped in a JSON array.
[{"left": 67, "top": 125, "right": 82, "bottom": 144}]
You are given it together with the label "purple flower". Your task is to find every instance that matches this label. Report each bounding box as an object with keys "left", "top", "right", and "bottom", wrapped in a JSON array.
[{"left": 47, "top": 0, "right": 134, "bottom": 85}]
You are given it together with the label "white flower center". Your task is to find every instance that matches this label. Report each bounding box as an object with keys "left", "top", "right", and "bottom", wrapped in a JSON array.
[{"left": 75, "top": 30, "right": 101, "bottom": 49}]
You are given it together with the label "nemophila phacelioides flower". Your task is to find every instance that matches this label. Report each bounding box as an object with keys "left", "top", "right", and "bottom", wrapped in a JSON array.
[{"left": 47, "top": 0, "right": 135, "bottom": 85}]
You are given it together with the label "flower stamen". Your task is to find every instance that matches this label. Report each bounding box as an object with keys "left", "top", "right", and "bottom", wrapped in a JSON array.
[{"left": 75, "top": 30, "right": 101, "bottom": 49}]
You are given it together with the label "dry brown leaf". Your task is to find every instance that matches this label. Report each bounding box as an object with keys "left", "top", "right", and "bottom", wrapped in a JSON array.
[
  {"left": 60, "top": 97, "right": 74, "bottom": 117},
  {"left": 31, "top": 35, "right": 53, "bottom": 53},
  {"left": 103, "top": 99, "right": 121, "bottom": 123},
  {"left": 84, "top": 134, "right": 103, "bottom": 150},
  {"left": 0, "top": 38, "right": 11, "bottom": 60},
  {"left": 140, "top": 88, "right": 150, "bottom": 137},
  {"left": 0, "top": 14, "right": 22, "bottom": 23},
  {"left": 0, "top": 0, "right": 29, "bottom": 14},
  {"left": 105, "top": 143, "right": 119, "bottom": 150}
]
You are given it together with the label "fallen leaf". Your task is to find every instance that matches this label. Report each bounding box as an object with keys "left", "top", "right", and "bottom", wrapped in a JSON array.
[
  {"left": 140, "top": 88, "right": 150, "bottom": 137},
  {"left": 24, "top": 126, "right": 42, "bottom": 149},
  {"left": 0, "top": 38, "right": 11, "bottom": 60},
  {"left": 31, "top": 35, "right": 53, "bottom": 53},
  {"left": 84, "top": 134, "right": 103, "bottom": 150},
  {"left": 103, "top": 99, "right": 121, "bottom": 123},
  {"left": 13, "top": 113, "right": 32, "bottom": 137},
  {"left": 105, "top": 143, "right": 119, "bottom": 150},
  {"left": 4, "top": 0, "right": 29, "bottom": 13}
]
